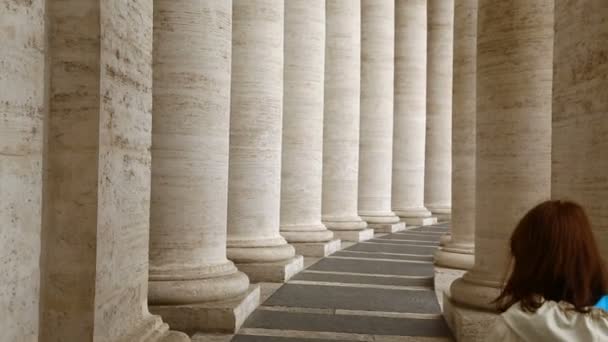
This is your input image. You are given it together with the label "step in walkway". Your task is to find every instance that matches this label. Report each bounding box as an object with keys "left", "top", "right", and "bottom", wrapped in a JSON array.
[{"left": 197, "top": 223, "right": 453, "bottom": 342}]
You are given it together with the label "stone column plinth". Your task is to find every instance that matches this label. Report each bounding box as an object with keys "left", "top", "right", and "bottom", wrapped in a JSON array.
[
  {"left": 434, "top": 0, "right": 477, "bottom": 271},
  {"left": 393, "top": 0, "right": 437, "bottom": 227},
  {"left": 444, "top": 1, "right": 553, "bottom": 340},
  {"left": 551, "top": 0, "right": 608, "bottom": 260},
  {"left": 358, "top": 0, "right": 405, "bottom": 234},
  {"left": 425, "top": 0, "right": 454, "bottom": 221},
  {"left": 322, "top": 0, "right": 373, "bottom": 242},
  {"left": 40, "top": 1, "right": 187, "bottom": 341},
  {"left": 0, "top": 2, "right": 45, "bottom": 341},
  {"left": 280, "top": 0, "right": 341, "bottom": 257},
  {"left": 228, "top": 0, "right": 303, "bottom": 282},
  {"left": 148, "top": 0, "right": 259, "bottom": 334}
]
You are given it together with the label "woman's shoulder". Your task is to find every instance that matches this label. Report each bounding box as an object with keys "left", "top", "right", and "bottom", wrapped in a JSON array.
[{"left": 498, "top": 300, "right": 608, "bottom": 341}]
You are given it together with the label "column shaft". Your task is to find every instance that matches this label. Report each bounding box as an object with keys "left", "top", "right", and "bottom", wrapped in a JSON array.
[
  {"left": 0, "top": 1, "right": 45, "bottom": 341},
  {"left": 358, "top": 0, "right": 404, "bottom": 233},
  {"left": 40, "top": 1, "right": 186, "bottom": 341},
  {"left": 425, "top": 0, "right": 454, "bottom": 220},
  {"left": 434, "top": 0, "right": 477, "bottom": 270},
  {"left": 148, "top": 0, "right": 258, "bottom": 333},
  {"left": 280, "top": 0, "right": 339, "bottom": 257},
  {"left": 449, "top": 0, "right": 553, "bottom": 312},
  {"left": 323, "top": 0, "right": 372, "bottom": 242},
  {"left": 228, "top": 0, "right": 303, "bottom": 282},
  {"left": 393, "top": 0, "right": 437, "bottom": 226},
  {"left": 552, "top": 0, "right": 608, "bottom": 257}
]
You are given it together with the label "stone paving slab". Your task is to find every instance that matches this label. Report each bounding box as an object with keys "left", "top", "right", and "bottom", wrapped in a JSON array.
[
  {"left": 263, "top": 284, "right": 440, "bottom": 314},
  {"left": 242, "top": 310, "right": 452, "bottom": 337},
  {"left": 291, "top": 271, "right": 433, "bottom": 287},
  {"left": 368, "top": 239, "right": 439, "bottom": 246},
  {"left": 332, "top": 251, "right": 433, "bottom": 262},
  {"left": 408, "top": 228, "right": 449, "bottom": 233},
  {"left": 345, "top": 243, "right": 437, "bottom": 255},
  {"left": 307, "top": 257, "right": 434, "bottom": 277},
  {"left": 233, "top": 335, "right": 352, "bottom": 342},
  {"left": 381, "top": 234, "right": 443, "bottom": 242}
]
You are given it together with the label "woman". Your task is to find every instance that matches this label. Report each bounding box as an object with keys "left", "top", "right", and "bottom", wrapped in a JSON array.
[{"left": 488, "top": 200, "right": 608, "bottom": 341}]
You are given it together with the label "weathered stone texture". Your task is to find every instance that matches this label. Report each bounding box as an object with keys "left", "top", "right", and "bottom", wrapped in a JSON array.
[
  {"left": 149, "top": 0, "right": 250, "bottom": 304},
  {"left": 392, "top": 0, "right": 434, "bottom": 222},
  {"left": 552, "top": 0, "right": 608, "bottom": 258},
  {"left": 280, "top": 0, "right": 335, "bottom": 247},
  {"left": 41, "top": 1, "right": 174, "bottom": 341},
  {"left": 358, "top": 0, "right": 400, "bottom": 226},
  {"left": 0, "top": 1, "right": 46, "bottom": 341},
  {"left": 434, "top": 0, "right": 477, "bottom": 270},
  {"left": 228, "top": 0, "right": 302, "bottom": 281},
  {"left": 424, "top": 0, "right": 453, "bottom": 217},
  {"left": 451, "top": 0, "right": 554, "bottom": 311},
  {"left": 322, "top": 0, "right": 368, "bottom": 235}
]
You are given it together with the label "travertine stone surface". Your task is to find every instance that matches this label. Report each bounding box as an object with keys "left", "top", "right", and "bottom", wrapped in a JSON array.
[
  {"left": 451, "top": 0, "right": 554, "bottom": 311},
  {"left": 40, "top": 1, "right": 184, "bottom": 341},
  {"left": 443, "top": 293, "right": 499, "bottom": 342},
  {"left": 280, "top": 0, "right": 336, "bottom": 253},
  {"left": 323, "top": 0, "right": 371, "bottom": 240},
  {"left": 149, "top": 0, "right": 254, "bottom": 331},
  {"left": 228, "top": 0, "right": 302, "bottom": 281},
  {"left": 392, "top": 0, "right": 435, "bottom": 225},
  {"left": 359, "top": 0, "right": 401, "bottom": 230},
  {"left": 434, "top": 0, "right": 477, "bottom": 270},
  {"left": 424, "top": 0, "right": 454, "bottom": 218},
  {"left": 552, "top": 0, "right": 608, "bottom": 259},
  {"left": 0, "top": 1, "right": 45, "bottom": 341}
]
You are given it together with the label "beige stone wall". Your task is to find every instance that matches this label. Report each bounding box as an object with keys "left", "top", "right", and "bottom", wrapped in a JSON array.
[
  {"left": 552, "top": 0, "right": 608, "bottom": 257},
  {"left": 0, "top": 1, "right": 46, "bottom": 341}
]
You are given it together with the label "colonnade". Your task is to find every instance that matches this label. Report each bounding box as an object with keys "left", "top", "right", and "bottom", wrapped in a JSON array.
[
  {"left": 444, "top": 0, "right": 608, "bottom": 340},
  {"left": 3, "top": 0, "right": 608, "bottom": 341}
]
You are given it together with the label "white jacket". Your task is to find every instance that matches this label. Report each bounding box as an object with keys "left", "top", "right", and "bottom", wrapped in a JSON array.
[{"left": 488, "top": 301, "right": 608, "bottom": 341}]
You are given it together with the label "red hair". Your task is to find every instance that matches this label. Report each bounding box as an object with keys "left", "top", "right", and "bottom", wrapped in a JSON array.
[{"left": 496, "top": 200, "right": 608, "bottom": 313}]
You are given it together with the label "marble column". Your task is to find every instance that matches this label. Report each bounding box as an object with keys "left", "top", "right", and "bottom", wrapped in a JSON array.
[
  {"left": 40, "top": 1, "right": 187, "bottom": 341},
  {"left": 228, "top": 0, "right": 303, "bottom": 282},
  {"left": 147, "top": 0, "right": 259, "bottom": 334},
  {"left": 358, "top": 0, "right": 405, "bottom": 234},
  {"left": 280, "top": 0, "right": 341, "bottom": 257},
  {"left": 552, "top": 0, "right": 608, "bottom": 258},
  {"left": 323, "top": 0, "right": 373, "bottom": 242},
  {"left": 434, "top": 0, "right": 477, "bottom": 270},
  {"left": 0, "top": 1, "right": 45, "bottom": 341},
  {"left": 445, "top": 0, "right": 553, "bottom": 340},
  {"left": 393, "top": 0, "right": 437, "bottom": 226},
  {"left": 425, "top": 0, "right": 454, "bottom": 221}
]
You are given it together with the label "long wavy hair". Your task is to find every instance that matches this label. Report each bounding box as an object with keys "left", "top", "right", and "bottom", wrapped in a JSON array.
[{"left": 496, "top": 200, "right": 608, "bottom": 313}]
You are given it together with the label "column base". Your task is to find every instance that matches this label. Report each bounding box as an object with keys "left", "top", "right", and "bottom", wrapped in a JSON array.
[
  {"left": 122, "top": 315, "right": 190, "bottom": 342},
  {"left": 280, "top": 224, "right": 335, "bottom": 243},
  {"left": 434, "top": 248, "right": 474, "bottom": 270},
  {"left": 161, "top": 331, "right": 192, "bottom": 342},
  {"left": 435, "top": 213, "right": 452, "bottom": 222},
  {"left": 427, "top": 207, "right": 451, "bottom": 222},
  {"left": 150, "top": 285, "right": 260, "bottom": 335},
  {"left": 330, "top": 228, "right": 374, "bottom": 242},
  {"left": 236, "top": 256, "right": 304, "bottom": 283},
  {"left": 401, "top": 216, "right": 438, "bottom": 226},
  {"left": 368, "top": 221, "right": 406, "bottom": 233},
  {"left": 443, "top": 292, "right": 500, "bottom": 342},
  {"left": 290, "top": 239, "right": 341, "bottom": 257},
  {"left": 439, "top": 233, "right": 452, "bottom": 246},
  {"left": 433, "top": 265, "right": 466, "bottom": 310}
]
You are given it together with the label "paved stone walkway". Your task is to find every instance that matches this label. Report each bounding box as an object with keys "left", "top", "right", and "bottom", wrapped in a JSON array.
[{"left": 223, "top": 223, "right": 454, "bottom": 342}]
